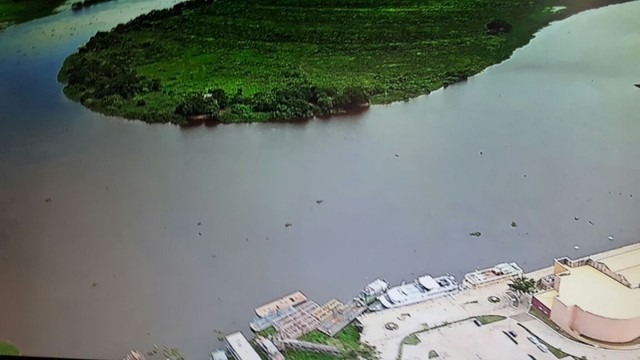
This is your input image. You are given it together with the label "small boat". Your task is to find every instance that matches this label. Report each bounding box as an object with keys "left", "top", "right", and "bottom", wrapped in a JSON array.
[
  {"left": 354, "top": 279, "right": 389, "bottom": 307},
  {"left": 367, "top": 301, "right": 385, "bottom": 312},
  {"left": 462, "top": 262, "right": 523, "bottom": 289}
]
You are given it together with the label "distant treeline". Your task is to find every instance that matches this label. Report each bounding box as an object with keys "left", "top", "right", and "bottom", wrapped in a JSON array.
[{"left": 71, "top": 0, "right": 112, "bottom": 11}]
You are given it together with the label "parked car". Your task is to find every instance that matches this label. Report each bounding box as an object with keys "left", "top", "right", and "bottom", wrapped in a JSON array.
[
  {"left": 528, "top": 355, "right": 537, "bottom": 360},
  {"left": 537, "top": 343, "right": 549, "bottom": 353},
  {"left": 508, "top": 330, "right": 517, "bottom": 338},
  {"left": 527, "top": 336, "right": 539, "bottom": 345},
  {"left": 473, "top": 319, "right": 482, "bottom": 327}
]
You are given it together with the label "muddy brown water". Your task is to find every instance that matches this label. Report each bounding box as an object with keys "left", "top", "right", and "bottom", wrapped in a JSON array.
[{"left": 1, "top": 1, "right": 639, "bottom": 358}]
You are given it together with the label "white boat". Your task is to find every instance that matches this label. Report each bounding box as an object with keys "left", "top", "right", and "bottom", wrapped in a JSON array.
[
  {"left": 354, "top": 278, "right": 389, "bottom": 306},
  {"left": 378, "top": 275, "right": 458, "bottom": 309},
  {"left": 462, "top": 262, "right": 523, "bottom": 289}
]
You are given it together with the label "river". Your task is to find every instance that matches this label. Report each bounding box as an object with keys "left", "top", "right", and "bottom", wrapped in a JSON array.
[{"left": 0, "top": 1, "right": 639, "bottom": 359}]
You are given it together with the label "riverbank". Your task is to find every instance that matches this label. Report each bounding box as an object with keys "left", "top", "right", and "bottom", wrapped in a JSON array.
[
  {"left": 0, "top": 0, "right": 66, "bottom": 31},
  {"left": 57, "top": 0, "right": 632, "bottom": 124},
  {"left": 216, "top": 243, "right": 640, "bottom": 360},
  {"left": 0, "top": 341, "right": 19, "bottom": 356},
  {"left": 71, "top": 0, "right": 112, "bottom": 11}
]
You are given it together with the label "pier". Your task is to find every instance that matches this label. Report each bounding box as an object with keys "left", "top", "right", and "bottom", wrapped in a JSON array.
[{"left": 316, "top": 301, "right": 367, "bottom": 336}]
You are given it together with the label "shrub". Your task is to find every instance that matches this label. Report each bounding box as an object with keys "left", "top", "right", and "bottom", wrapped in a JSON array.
[{"left": 175, "top": 93, "right": 220, "bottom": 116}]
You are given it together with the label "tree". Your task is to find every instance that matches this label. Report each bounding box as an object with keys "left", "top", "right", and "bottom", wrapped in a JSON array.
[
  {"left": 175, "top": 93, "right": 220, "bottom": 117},
  {"left": 508, "top": 276, "right": 537, "bottom": 298}
]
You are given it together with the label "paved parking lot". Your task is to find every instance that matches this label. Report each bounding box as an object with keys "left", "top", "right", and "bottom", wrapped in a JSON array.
[{"left": 401, "top": 318, "right": 557, "bottom": 360}]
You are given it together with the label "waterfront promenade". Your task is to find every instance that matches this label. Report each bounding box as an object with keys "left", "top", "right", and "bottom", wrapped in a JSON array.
[{"left": 358, "top": 243, "right": 640, "bottom": 360}]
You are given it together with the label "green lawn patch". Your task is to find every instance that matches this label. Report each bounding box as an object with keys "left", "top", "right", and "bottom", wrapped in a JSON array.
[
  {"left": 0, "top": 341, "right": 19, "bottom": 356},
  {"left": 0, "top": 0, "right": 66, "bottom": 31},
  {"left": 402, "top": 334, "right": 421, "bottom": 346},
  {"left": 256, "top": 326, "right": 277, "bottom": 338},
  {"left": 476, "top": 315, "right": 506, "bottom": 325},
  {"left": 284, "top": 350, "right": 339, "bottom": 360},
  {"left": 300, "top": 324, "right": 360, "bottom": 350},
  {"left": 58, "top": 0, "right": 633, "bottom": 124}
]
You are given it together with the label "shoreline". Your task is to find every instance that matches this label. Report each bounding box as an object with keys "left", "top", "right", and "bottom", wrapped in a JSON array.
[
  {"left": 0, "top": 0, "right": 67, "bottom": 32},
  {"left": 57, "top": 0, "right": 635, "bottom": 125},
  {"left": 185, "top": 242, "right": 640, "bottom": 360}
]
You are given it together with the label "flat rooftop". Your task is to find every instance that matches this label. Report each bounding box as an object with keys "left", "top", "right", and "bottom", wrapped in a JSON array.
[
  {"left": 535, "top": 289, "right": 558, "bottom": 310},
  {"left": 556, "top": 265, "right": 640, "bottom": 319},
  {"left": 597, "top": 247, "right": 640, "bottom": 287}
]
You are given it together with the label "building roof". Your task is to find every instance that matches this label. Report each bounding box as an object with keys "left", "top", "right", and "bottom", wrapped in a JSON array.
[
  {"left": 255, "top": 291, "right": 307, "bottom": 318},
  {"left": 597, "top": 248, "right": 640, "bottom": 287},
  {"left": 535, "top": 289, "right": 558, "bottom": 310},
  {"left": 555, "top": 265, "right": 640, "bottom": 319},
  {"left": 225, "top": 332, "right": 261, "bottom": 360}
]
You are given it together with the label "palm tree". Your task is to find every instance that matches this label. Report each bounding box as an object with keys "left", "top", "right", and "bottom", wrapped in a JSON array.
[{"left": 507, "top": 276, "right": 537, "bottom": 299}]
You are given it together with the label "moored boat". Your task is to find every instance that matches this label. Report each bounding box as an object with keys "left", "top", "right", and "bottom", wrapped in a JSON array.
[
  {"left": 462, "top": 262, "right": 523, "bottom": 289},
  {"left": 378, "top": 275, "right": 458, "bottom": 309},
  {"left": 354, "top": 278, "right": 389, "bottom": 306}
]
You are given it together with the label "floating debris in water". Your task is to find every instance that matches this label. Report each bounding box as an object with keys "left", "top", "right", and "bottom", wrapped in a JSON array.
[
  {"left": 574, "top": 245, "right": 580, "bottom": 250},
  {"left": 44, "top": 198, "right": 52, "bottom": 203},
  {"left": 608, "top": 235, "right": 614, "bottom": 241},
  {"left": 588, "top": 221, "right": 594, "bottom": 225},
  {"left": 285, "top": 223, "right": 293, "bottom": 228},
  {"left": 316, "top": 200, "right": 323, "bottom": 204},
  {"left": 511, "top": 221, "right": 517, "bottom": 228},
  {"left": 197, "top": 222, "right": 202, "bottom": 226},
  {"left": 574, "top": 217, "right": 579, "bottom": 221},
  {"left": 394, "top": 154, "right": 399, "bottom": 158},
  {"left": 469, "top": 232, "right": 482, "bottom": 237}
]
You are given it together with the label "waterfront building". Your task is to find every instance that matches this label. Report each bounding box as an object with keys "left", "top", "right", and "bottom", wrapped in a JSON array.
[{"left": 532, "top": 247, "right": 640, "bottom": 344}]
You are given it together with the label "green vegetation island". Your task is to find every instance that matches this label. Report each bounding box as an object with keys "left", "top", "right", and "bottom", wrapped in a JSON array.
[
  {"left": 0, "top": 341, "right": 19, "bottom": 356},
  {"left": 58, "top": 0, "right": 630, "bottom": 124},
  {"left": 0, "top": 0, "right": 66, "bottom": 31}
]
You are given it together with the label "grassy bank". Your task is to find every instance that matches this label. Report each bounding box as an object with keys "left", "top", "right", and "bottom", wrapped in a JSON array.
[
  {"left": 0, "top": 0, "right": 66, "bottom": 31},
  {"left": 0, "top": 341, "right": 19, "bottom": 356},
  {"left": 277, "top": 324, "right": 377, "bottom": 360},
  {"left": 58, "top": 0, "right": 631, "bottom": 124}
]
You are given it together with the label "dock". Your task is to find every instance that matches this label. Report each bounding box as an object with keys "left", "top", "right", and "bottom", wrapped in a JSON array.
[
  {"left": 316, "top": 301, "right": 367, "bottom": 336},
  {"left": 273, "top": 300, "right": 321, "bottom": 339},
  {"left": 249, "top": 306, "right": 297, "bottom": 332},
  {"left": 255, "top": 291, "right": 307, "bottom": 318}
]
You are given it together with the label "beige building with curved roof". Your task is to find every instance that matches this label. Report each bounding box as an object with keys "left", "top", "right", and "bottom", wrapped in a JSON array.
[{"left": 532, "top": 245, "right": 640, "bottom": 344}]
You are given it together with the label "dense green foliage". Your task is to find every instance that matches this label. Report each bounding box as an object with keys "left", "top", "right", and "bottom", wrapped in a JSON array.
[
  {"left": 0, "top": 0, "right": 66, "bottom": 31},
  {"left": 58, "top": 0, "right": 631, "bottom": 124},
  {"left": 508, "top": 276, "right": 537, "bottom": 298},
  {"left": 287, "top": 324, "right": 378, "bottom": 360},
  {"left": 0, "top": 341, "right": 19, "bottom": 356}
]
